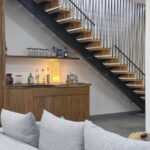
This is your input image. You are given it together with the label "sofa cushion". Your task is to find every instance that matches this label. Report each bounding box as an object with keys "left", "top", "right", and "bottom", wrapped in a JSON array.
[
  {"left": 0, "top": 127, "right": 3, "bottom": 133},
  {"left": 1, "top": 109, "right": 39, "bottom": 148},
  {"left": 39, "top": 110, "right": 84, "bottom": 150},
  {"left": 0, "top": 133, "right": 38, "bottom": 150},
  {"left": 84, "top": 120, "right": 150, "bottom": 150}
]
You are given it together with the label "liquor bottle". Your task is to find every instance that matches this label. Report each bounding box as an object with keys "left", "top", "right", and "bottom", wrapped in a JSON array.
[
  {"left": 46, "top": 67, "right": 50, "bottom": 84},
  {"left": 51, "top": 46, "right": 56, "bottom": 57},
  {"left": 64, "top": 47, "right": 68, "bottom": 58},
  {"left": 35, "top": 69, "right": 39, "bottom": 84},
  {"left": 28, "top": 73, "right": 34, "bottom": 84},
  {"left": 41, "top": 69, "right": 45, "bottom": 84}
]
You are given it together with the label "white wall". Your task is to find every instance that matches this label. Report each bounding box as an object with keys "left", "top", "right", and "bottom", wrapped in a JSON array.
[
  {"left": 146, "top": 0, "right": 150, "bottom": 131},
  {"left": 6, "top": 0, "right": 140, "bottom": 116}
]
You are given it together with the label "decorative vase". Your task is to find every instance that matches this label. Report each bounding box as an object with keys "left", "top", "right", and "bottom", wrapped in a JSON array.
[{"left": 6, "top": 73, "right": 13, "bottom": 85}]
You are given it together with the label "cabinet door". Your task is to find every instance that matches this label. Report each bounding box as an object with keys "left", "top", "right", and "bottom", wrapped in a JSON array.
[
  {"left": 54, "top": 95, "right": 89, "bottom": 121},
  {"left": 33, "top": 96, "right": 55, "bottom": 121},
  {"left": 5, "top": 88, "right": 33, "bottom": 114}
]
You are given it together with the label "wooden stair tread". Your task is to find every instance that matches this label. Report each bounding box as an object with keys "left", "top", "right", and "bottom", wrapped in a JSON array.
[
  {"left": 103, "top": 63, "right": 125, "bottom": 67},
  {"left": 120, "top": 74, "right": 136, "bottom": 78},
  {"left": 134, "top": 90, "right": 145, "bottom": 95},
  {"left": 127, "top": 84, "right": 145, "bottom": 88},
  {"left": 111, "top": 66, "right": 128, "bottom": 71},
  {"left": 46, "top": 7, "right": 72, "bottom": 15},
  {"left": 111, "top": 71, "right": 132, "bottom": 74},
  {"left": 68, "top": 28, "right": 92, "bottom": 34},
  {"left": 77, "top": 39, "right": 101, "bottom": 43},
  {"left": 94, "top": 50, "right": 111, "bottom": 56},
  {"left": 43, "top": 1, "right": 60, "bottom": 10},
  {"left": 119, "top": 78, "right": 143, "bottom": 82},
  {"left": 87, "top": 47, "right": 111, "bottom": 51},
  {"left": 57, "top": 18, "right": 82, "bottom": 24},
  {"left": 95, "top": 56, "right": 119, "bottom": 60},
  {"left": 141, "top": 96, "right": 145, "bottom": 100}
]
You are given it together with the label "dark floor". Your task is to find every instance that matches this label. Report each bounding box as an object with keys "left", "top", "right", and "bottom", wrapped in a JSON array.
[{"left": 91, "top": 112, "right": 145, "bottom": 137}]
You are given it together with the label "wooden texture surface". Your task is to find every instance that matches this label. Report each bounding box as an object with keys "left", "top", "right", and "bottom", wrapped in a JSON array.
[
  {"left": 6, "top": 86, "right": 90, "bottom": 121},
  {"left": 128, "top": 132, "right": 150, "bottom": 141},
  {"left": 0, "top": 0, "right": 6, "bottom": 119},
  {"left": 6, "top": 89, "right": 33, "bottom": 113}
]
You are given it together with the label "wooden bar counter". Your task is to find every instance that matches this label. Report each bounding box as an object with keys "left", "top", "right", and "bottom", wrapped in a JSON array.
[{"left": 5, "top": 83, "right": 90, "bottom": 121}]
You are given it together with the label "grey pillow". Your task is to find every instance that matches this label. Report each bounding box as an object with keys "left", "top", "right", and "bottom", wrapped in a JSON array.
[
  {"left": 0, "top": 127, "right": 3, "bottom": 134},
  {"left": 84, "top": 120, "right": 150, "bottom": 150},
  {"left": 39, "top": 110, "right": 84, "bottom": 150},
  {"left": 1, "top": 109, "right": 39, "bottom": 148}
]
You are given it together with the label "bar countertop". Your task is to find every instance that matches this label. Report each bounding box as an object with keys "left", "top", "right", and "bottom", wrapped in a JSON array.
[{"left": 6, "top": 82, "right": 91, "bottom": 89}]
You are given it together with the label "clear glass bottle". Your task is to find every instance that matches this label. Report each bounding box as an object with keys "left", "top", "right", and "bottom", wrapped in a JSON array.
[
  {"left": 51, "top": 46, "right": 56, "bottom": 57},
  {"left": 15, "top": 75, "right": 22, "bottom": 84},
  {"left": 35, "top": 69, "right": 39, "bottom": 84},
  {"left": 64, "top": 47, "right": 68, "bottom": 58},
  {"left": 48, "top": 48, "right": 51, "bottom": 57},
  {"left": 46, "top": 67, "right": 50, "bottom": 84},
  {"left": 41, "top": 69, "right": 45, "bottom": 84}
]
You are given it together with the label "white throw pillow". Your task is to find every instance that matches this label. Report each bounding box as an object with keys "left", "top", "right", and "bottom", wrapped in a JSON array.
[
  {"left": 39, "top": 110, "right": 84, "bottom": 150},
  {"left": 84, "top": 120, "right": 150, "bottom": 150},
  {"left": 1, "top": 109, "right": 39, "bottom": 148},
  {"left": 0, "top": 128, "right": 3, "bottom": 134}
]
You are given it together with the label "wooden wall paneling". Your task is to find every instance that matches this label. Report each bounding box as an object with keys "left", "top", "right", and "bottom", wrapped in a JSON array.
[
  {"left": 5, "top": 88, "right": 33, "bottom": 114},
  {"left": 54, "top": 95, "right": 90, "bottom": 121},
  {"left": 0, "top": 0, "right": 6, "bottom": 117},
  {"left": 33, "top": 96, "right": 55, "bottom": 121},
  {"left": 6, "top": 86, "right": 90, "bottom": 121},
  {"left": 33, "top": 87, "right": 89, "bottom": 97}
]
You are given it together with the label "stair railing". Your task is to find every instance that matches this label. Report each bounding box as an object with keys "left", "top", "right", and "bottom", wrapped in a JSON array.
[
  {"left": 57, "top": 0, "right": 145, "bottom": 84},
  {"left": 113, "top": 45, "right": 145, "bottom": 85},
  {"left": 61, "top": 0, "right": 95, "bottom": 31}
]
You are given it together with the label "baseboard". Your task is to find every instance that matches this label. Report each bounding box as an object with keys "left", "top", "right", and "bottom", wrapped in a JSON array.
[{"left": 90, "top": 111, "right": 143, "bottom": 120}]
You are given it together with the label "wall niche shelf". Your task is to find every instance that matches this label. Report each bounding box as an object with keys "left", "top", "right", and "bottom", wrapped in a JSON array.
[{"left": 6, "top": 55, "right": 80, "bottom": 60}]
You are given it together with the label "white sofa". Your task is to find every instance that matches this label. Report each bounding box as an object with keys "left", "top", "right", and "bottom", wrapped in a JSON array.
[
  {"left": 0, "top": 122, "right": 40, "bottom": 150},
  {"left": 1, "top": 109, "right": 150, "bottom": 150},
  {"left": 0, "top": 133, "right": 38, "bottom": 150}
]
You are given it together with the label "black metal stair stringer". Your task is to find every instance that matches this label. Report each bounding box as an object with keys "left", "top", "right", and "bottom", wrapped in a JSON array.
[{"left": 17, "top": 0, "right": 145, "bottom": 111}]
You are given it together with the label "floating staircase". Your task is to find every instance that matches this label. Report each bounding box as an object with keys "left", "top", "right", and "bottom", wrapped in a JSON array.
[{"left": 18, "top": 0, "right": 145, "bottom": 111}]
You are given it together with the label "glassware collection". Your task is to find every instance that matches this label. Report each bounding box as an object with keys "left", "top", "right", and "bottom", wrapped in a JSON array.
[
  {"left": 6, "top": 67, "right": 51, "bottom": 85},
  {"left": 6, "top": 71, "right": 79, "bottom": 85},
  {"left": 27, "top": 46, "right": 69, "bottom": 58},
  {"left": 66, "top": 73, "right": 79, "bottom": 84},
  {"left": 27, "top": 67, "right": 51, "bottom": 84}
]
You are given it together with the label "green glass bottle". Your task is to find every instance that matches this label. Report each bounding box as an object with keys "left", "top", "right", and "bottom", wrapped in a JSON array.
[{"left": 28, "top": 73, "right": 34, "bottom": 84}]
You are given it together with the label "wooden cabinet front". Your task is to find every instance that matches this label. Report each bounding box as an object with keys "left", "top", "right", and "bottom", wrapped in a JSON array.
[
  {"left": 5, "top": 88, "right": 33, "bottom": 114},
  {"left": 5, "top": 85, "right": 90, "bottom": 121}
]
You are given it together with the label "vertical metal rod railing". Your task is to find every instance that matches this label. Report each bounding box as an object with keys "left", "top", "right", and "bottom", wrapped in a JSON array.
[
  {"left": 60, "top": 0, "right": 145, "bottom": 78},
  {"left": 114, "top": 45, "right": 145, "bottom": 83}
]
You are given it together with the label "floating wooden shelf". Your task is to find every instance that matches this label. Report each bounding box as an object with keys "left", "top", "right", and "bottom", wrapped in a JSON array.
[{"left": 6, "top": 55, "right": 80, "bottom": 60}]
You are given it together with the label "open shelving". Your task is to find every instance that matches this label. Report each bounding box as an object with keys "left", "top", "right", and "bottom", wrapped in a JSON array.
[{"left": 6, "top": 55, "right": 80, "bottom": 60}]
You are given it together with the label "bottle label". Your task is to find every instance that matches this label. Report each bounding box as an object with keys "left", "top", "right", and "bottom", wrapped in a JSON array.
[{"left": 57, "top": 49, "right": 62, "bottom": 57}]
